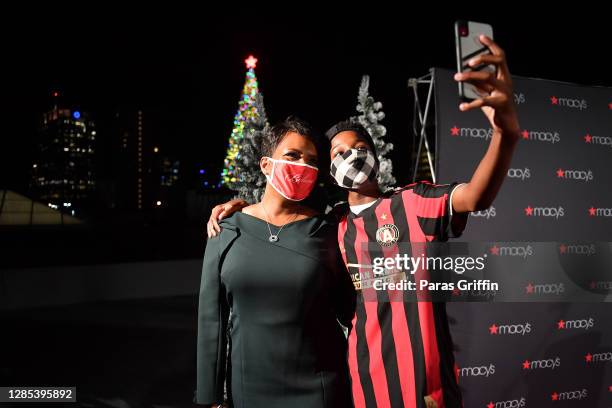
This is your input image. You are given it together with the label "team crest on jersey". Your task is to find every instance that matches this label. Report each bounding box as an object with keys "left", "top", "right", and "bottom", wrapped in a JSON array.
[{"left": 376, "top": 223, "right": 400, "bottom": 247}]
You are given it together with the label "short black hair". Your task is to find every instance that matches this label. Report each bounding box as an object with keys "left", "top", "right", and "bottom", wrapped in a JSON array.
[
  {"left": 324, "top": 119, "right": 376, "bottom": 154},
  {"left": 262, "top": 116, "right": 323, "bottom": 159}
]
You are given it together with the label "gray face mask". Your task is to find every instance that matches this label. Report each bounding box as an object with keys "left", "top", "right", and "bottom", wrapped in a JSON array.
[{"left": 330, "top": 148, "right": 378, "bottom": 189}]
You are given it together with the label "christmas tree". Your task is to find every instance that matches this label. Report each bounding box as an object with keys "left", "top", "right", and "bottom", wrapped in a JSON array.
[
  {"left": 351, "top": 75, "right": 396, "bottom": 191},
  {"left": 220, "top": 55, "right": 263, "bottom": 187},
  {"left": 233, "top": 93, "right": 269, "bottom": 203}
]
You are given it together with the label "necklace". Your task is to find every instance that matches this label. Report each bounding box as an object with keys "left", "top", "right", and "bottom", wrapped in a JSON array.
[{"left": 260, "top": 202, "right": 299, "bottom": 243}]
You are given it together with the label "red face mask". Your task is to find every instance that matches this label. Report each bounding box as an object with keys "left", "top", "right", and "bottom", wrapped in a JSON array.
[{"left": 264, "top": 157, "right": 319, "bottom": 201}]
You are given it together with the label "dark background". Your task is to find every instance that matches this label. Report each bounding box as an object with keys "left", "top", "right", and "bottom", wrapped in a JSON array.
[{"left": 3, "top": 8, "right": 611, "bottom": 194}]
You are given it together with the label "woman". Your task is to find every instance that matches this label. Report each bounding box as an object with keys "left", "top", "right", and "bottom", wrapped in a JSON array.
[{"left": 196, "top": 117, "right": 355, "bottom": 408}]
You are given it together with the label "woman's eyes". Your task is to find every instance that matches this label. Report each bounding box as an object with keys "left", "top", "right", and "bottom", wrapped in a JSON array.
[
  {"left": 284, "top": 151, "right": 317, "bottom": 166},
  {"left": 284, "top": 151, "right": 300, "bottom": 159}
]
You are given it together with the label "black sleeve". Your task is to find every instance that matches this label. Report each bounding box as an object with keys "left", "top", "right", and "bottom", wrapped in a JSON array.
[{"left": 196, "top": 235, "right": 230, "bottom": 405}]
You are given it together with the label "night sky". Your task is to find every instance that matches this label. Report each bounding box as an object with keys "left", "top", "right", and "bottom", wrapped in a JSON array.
[{"left": 3, "top": 8, "right": 611, "bottom": 192}]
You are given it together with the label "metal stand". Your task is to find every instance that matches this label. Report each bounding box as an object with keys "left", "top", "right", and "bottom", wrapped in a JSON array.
[{"left": 408, "top": 68, "right": 436, "bottom": 183}]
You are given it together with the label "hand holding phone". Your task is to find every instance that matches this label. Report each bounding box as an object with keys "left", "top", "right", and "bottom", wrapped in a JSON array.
[
  {"left": 455, "top": 20, "right": 496, "bottom": 101},
  {"left": 452, "top": 23, "right": 521, "bottom": 137}
]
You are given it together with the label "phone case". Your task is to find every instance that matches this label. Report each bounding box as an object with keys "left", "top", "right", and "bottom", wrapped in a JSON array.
[{"left": 455, "top": 21, "right": 495, "bottom": 100}]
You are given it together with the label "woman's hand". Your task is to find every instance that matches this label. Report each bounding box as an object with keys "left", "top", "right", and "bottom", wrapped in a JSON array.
[
  {"left": 454, "top": 34, "right": 521, "bottom": 138},
  {"left": 206, "top": 199, "right": 249, "bottom": 238}
]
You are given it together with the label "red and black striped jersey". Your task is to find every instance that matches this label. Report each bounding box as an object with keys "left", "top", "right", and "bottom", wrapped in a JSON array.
[{"left": 337, "top": 181, "right": 466, "bottom": 408}]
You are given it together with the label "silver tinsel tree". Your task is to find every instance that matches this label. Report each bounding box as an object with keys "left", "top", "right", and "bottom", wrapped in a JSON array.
[
  {"left": 232, "top": 93, "right": 269, "bottom": 203},
  {"left": 351, "top": 75, "right": 396, "bottom": 191}
]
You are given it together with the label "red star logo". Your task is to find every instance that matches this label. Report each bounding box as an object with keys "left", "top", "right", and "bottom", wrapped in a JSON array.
[
  {"left": 584, "top": 134, "right": 592, "bottom": 143},
  {"left": 523, "top": 360, "right": 531, "bottom": 369},
  {"left": 525, "top": 206, "right": 534, "bottom": 216},
  {"left": 589, "top": 206, "right": 597, "bottom": 216},
  {"left": 586, "top": 353, "right": 593, "bottom": 362},
  {"left": 489, "top": 324, "right": 498, "bottom": 334},
  {"left": 558, "top": 320, "right": 565, "bottom": 329},
  {"left": 521, "top": 130, "right": 529, "bottom": 139},
  {"left": 551, "top": 392, "right": 559, "bottom": 401},
  {"left": 451, "top": 126, "right": 460, "bottom": 136},
  {"left": 551, "top": 96, "right": 558, "bottom": 105},
  {"left": 526, "top": 283, "right": 534, "bottom": 294},
  {"left": 556, "top": 168, "right": 565, "bottom": 178},
  {"left": 559, "top": 244, "right": 567, "bottom": 254},
  {"left": 487, "top": 402, "right": 495, "bottom": 408},
  {"left": 244, "top": 55, "right": 258, "bottom": 69},
  {"left": 490, "top": 245, "right": 500, "bottom": 255}
]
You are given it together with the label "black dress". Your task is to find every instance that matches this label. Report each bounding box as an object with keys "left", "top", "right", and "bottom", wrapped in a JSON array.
[{"left": 196, "top": 212, "right": 355, "bottom": 408}]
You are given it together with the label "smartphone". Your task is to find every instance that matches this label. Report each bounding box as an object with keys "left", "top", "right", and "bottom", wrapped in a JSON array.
[{"left": 455, "top": 20, "right": 495, "bottom": 101}]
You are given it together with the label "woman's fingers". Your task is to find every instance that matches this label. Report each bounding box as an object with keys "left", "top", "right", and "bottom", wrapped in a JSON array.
[
  {"left": 218, "top": 204, "right": 232, "bottom": 220},
  {"left": 218, "top": 199, "right": 248, "bottom": 220},
  {"left": 211, "top": 213, "right": 221, "bottom": 233},
  {"left": 207, "top": 200, "right": 248, "bottom": 238},
  {"left": 208, "top": 205, "right": 224, "bottom": 234},
  {"left": 206, "top": 220, "right": 214, "bottom": 238}
]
